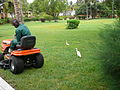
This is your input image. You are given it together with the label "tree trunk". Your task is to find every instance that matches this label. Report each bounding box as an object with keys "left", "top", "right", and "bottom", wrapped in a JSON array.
[
  {"left": 86, "top": 4, "right": 89, "bottom": 20},
  {"left": 13, "top": 0, "right": 24, "bottom": 24},
  {"left": 54, "top": 13, "right": 58, "bottom": 22},
  {"left": 112, "top": 0, "right": 114, "bottom": 18}
]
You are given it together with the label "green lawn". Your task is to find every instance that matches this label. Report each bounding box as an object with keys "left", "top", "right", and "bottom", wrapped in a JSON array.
[{"left": 0, "top": 19, "right": 118, "bottom": 90}]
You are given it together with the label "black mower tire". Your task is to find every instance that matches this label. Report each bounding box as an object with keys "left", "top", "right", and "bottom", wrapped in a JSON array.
[
  {"left": 10, "top": 56, "right": 24, "bottom": 74},
  {"left": 0, "top": 53, "right": 4, "bottom": 61},
  {"left": 33, "top": 53, "right": 44, "bottom": 68}
]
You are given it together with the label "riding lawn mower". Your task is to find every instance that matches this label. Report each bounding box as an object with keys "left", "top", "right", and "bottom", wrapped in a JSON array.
[{"left": 0, "top": 36, "right": 44, "bottom": 74}]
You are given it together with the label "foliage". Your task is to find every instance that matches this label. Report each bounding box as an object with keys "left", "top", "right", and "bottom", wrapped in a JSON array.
[
  {"left": 76, "top": 0, "right": 98, "bottom": 18},
  {"left": 46, "top": 0, "right": 67, "bottom": 20},
  {"left": 105, "top": 0, "right": 120, "bottom": 17},
  {"left": 0, "top": 18, "right": 12, "bottom": 24},
  {"left": 30, "top": 0, "right": 44, "bottom": 15},
  {"left": 76, "top": 0, "right": 118, "bottom": 18},
  {"left": 44, "top": 15, "right": 53, "bottom": 21},
  {"left": 0, "top": 19, "right": 6, "bottom": 24},
  {"left": 39, "top": 12, "right": 53, "bottom": 22},
  {"left": 21, "top": 0, "right": 30, "bottom": 17},
  {"left": 75, "top": 4, "right": 86, "bottom": 15},
  {"left": 1, "top": 0, "right": 14, "bottom": 18},
  {"left": 97, "top": 3, "right": 112, "bottom": 18},
  {"left": 100, "top": 19, "right": 120, "bottom": 74},
  {"left": 0, "top": 0, "right": 6, "bottom": 3},
  {"left": 24, "top": 12, "right": 53, "bottom": 22},
  {"left": 67, "top": 19, "right": 80, "bottom": 29},
  {"left": 58, "top": 16, "right": 75, "bottom": 20},
  {"left": 58, "top": 16, "right": 68, "bottom": 20},
  {"left": 24, "top": 18, "right": 31, "bottom": 22},
  {"left": 24, "top": 17, "right": 39, "bottom": 22},
  {"left": 30, "top": 0, "right": 67, "bottom": 21}
]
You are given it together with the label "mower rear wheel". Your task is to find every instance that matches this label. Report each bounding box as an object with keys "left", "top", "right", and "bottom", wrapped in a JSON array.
[
  {"left": 33, "top": 53, "right": 44, "bottom": 68},
  {"left": 0, "top": 53, "right": 4, "bottom": 61},
  {"left": 10, "top": 56, "right": 24, "bottom": 74}
]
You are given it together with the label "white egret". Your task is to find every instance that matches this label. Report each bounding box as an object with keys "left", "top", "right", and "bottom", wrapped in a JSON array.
[
  {"left": 66, "top": 40, "right": 70, "bottom": 46},
  {"left": 75, "top": 48, "right": 81, "bottom": 57}
]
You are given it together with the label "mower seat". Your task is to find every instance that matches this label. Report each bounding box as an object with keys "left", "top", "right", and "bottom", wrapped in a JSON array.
[{"left": 16, "top": 36, "right": 36, "bottom": 50}]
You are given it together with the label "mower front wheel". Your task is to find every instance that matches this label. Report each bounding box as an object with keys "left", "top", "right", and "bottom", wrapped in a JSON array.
[
  {"left": 10, "top": 56, "right": 24, "bottom": 74},
  {"left": 33, "top": 53, "right": 44, "bottom": 68}
]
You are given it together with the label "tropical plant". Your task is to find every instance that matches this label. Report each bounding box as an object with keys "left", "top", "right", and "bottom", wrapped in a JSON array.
[
  {"left": 13, "top": 0, "right": 24, "bottom": 23},
  {"left": 0, "top": 0, "right": 14, "bottom": 19},
  {"left": 100, "top": 19, "right": 120, "bottom": 74},
  {"left": 76, "top": 0, "right": 99, "bottom": 19},
  {"left": 105, "top": 0, "right": 120, "bottom": 17}
]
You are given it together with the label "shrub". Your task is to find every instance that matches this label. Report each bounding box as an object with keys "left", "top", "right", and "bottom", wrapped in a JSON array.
[
  {"left": 67, "top": 19, "right": 80, "bottom": 29},
  {"left": 44, "top": 15, "right": 53, "bottom": 22},
  {"left": 0, "top": 18, "right": 11, "bottom": 25},
  {"left": 31, "top": 17, "right": 39, "bottom": 21},
  {"left": 100, "top": 19, "right": 120, "bottom": 74},
  {"left": 39, "top": 12, "right": 50, "bottom": 22},
  {"left": 40, "top": 18, "right": 46, "bottom": 22},
  {"left": 24, "top": 14, "right": 52, "bottom": 22},
  {"left": 0, "top": 19, "right": 4, "bottom": 24},
  {"left": 24, "top": 17, "right": 31, "bottom": 22},
  {"left": 58, "top": 16, "right": 70, "bottom": 20},
  {"left": 58, "top": 16, "right": 64, "bottom": 20},
  {"left": 6, "top": 18, "right": 12, "bottom": 23},
  {"left": 24, "top": 17, "right": 39, "bottom": 22}
]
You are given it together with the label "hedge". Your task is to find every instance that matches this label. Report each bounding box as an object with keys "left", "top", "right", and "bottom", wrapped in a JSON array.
[{"left": 67, "top": 19, "right": 80, "bottom": 29}]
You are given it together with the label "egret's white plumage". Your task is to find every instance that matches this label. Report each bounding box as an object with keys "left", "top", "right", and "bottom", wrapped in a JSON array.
[
  {"left": 66, "top": 40, "right": 70, "bottom": 45},
  {"left": 75, "top": 48, "right": 81, "bottom": 57}
]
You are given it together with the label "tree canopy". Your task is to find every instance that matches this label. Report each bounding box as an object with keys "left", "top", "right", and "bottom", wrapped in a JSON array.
[{"left": 30, "top": 0, "right": 67, "bottom": 20}]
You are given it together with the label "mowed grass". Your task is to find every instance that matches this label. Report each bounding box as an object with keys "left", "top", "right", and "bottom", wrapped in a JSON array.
[{"left": 0, "top": 19, "right": 118, "bottom": 90}]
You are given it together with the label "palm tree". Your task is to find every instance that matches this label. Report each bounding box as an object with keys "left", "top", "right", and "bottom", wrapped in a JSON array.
[
  {"left": 0, "top": 0, "right": 23, "bottom": 22},
  {"left": 13, "top": 0, "right": 24, "bottom": 23},
  {"left": 76, "top": 0, "right": 99, "bottom": 19}
]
